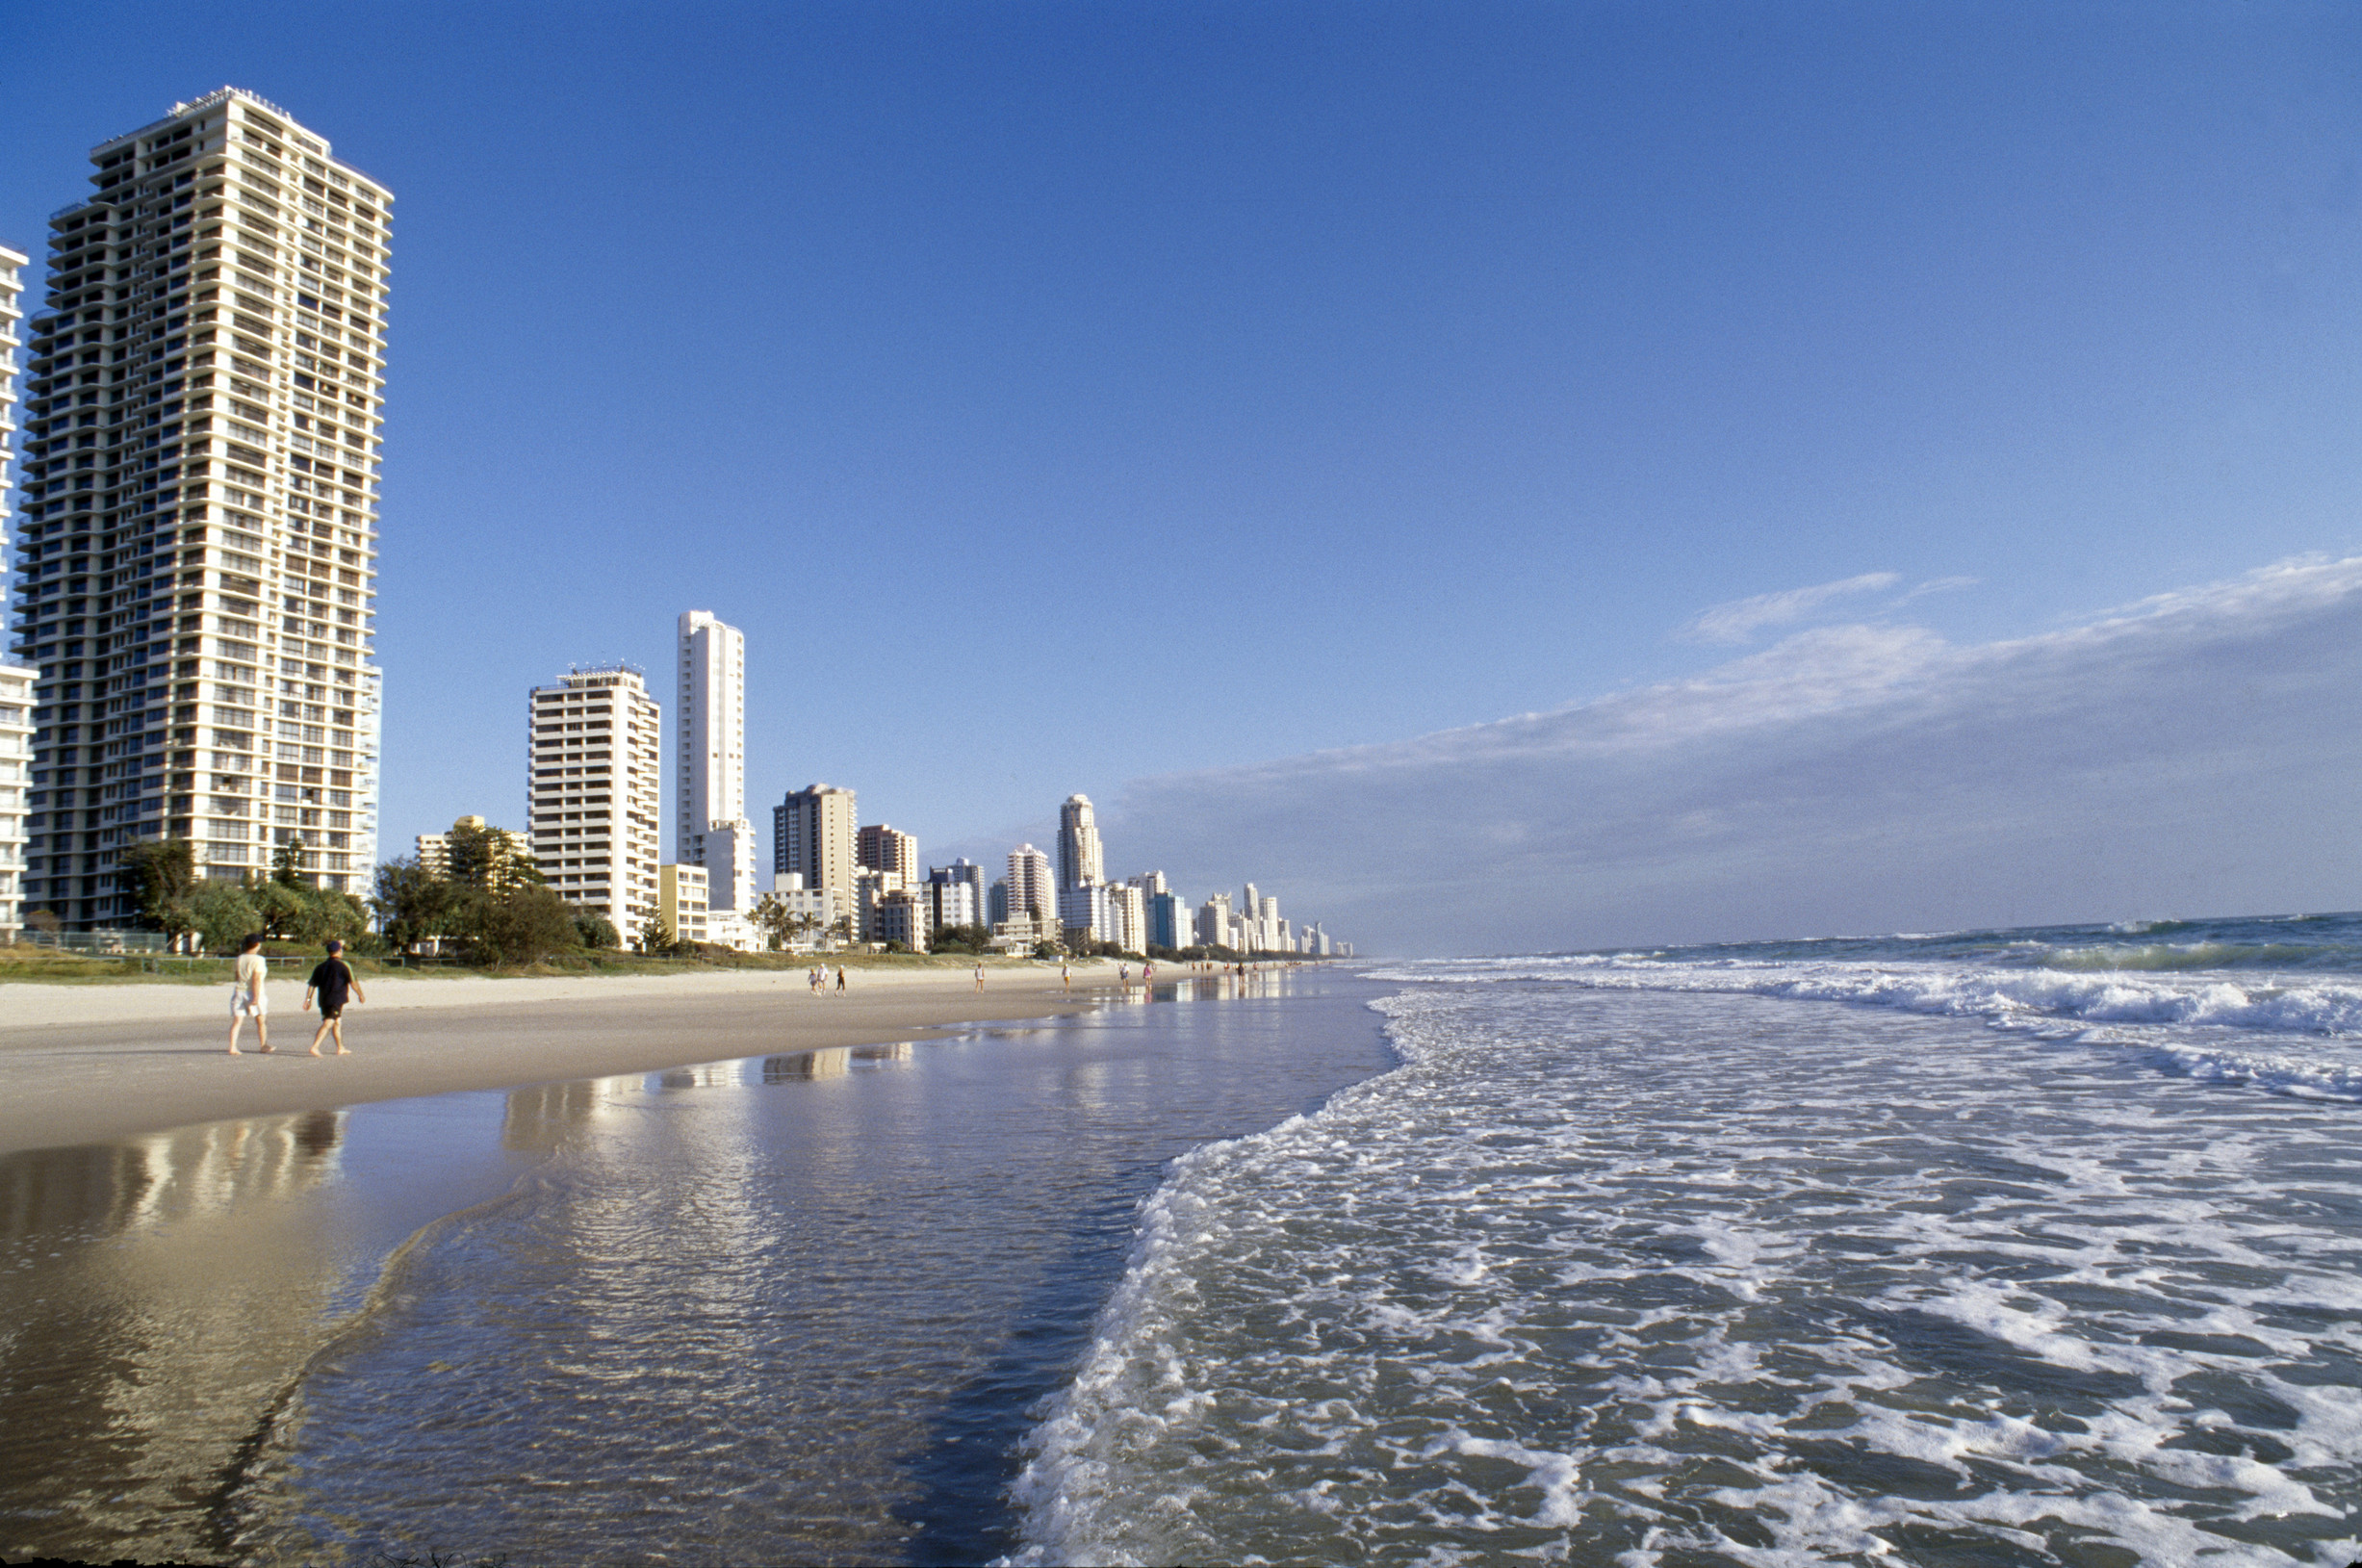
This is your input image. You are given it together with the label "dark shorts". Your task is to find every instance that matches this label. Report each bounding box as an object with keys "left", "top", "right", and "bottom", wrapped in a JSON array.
[{"left": 319, "top": 1003, "right": 346, "bottom": 1020}]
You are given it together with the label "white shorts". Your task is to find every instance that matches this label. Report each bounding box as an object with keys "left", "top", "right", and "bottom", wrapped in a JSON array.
[{"left": 232, "top": 990, "right": 268, "bottom": 1018}]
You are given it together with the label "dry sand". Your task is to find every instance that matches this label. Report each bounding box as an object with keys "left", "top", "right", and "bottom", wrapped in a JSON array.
[{"left": 0, "top": 960, "right": 1131, "bottom": 1155}]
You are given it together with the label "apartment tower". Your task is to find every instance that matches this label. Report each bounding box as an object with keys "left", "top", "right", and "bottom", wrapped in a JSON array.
[
  {"left": 774, "top": 784, "right": 857, "bottom": 900},
  {"left": 527, "top": 663, "right": 660, "bottom": 938},
  {"left": 1007, "top": 842, "right": 1057, "bottom": 928},
  {"left": 1057, "top": 793, "right": 1103, "bottom": 891},
  {"left": 0, "top": 244, "right": 34, "bottom": 938},
  {"left": 857, "top": 823, "right": 918, "bottom": 884},
  {"left": 675, "top": 609, "right": 754, "bottom": 911},
  {"left": 9, "top": 89, "right": 391, "bottom": 927}
]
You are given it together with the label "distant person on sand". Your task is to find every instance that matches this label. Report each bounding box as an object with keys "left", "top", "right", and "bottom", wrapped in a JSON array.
[
  {"left": 226, "top": 934, "right": 270, "bottom": 1055},
  {"left": 302, "top": 939, "right": 365, "bottom": 1057},
  {"left": 974, "top": 963, "right": 985, "bottom": 990},
  {"left": 1061, "top": 961, "right": 1070, "bottom": 991},
  {"left": 836, "top": 965, "right": 847, "bottom": 993}
]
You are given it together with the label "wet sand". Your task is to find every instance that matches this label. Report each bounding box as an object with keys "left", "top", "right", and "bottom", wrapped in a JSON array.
[
  {"left": 0, "top": 961, "right": 1128, "bottom": 1156},
  {"left": 0, "top": 967, "right": 1389, "bottom": 1565}
]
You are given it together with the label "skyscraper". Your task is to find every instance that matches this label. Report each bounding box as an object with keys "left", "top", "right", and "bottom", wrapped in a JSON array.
[
  {"left": 9, "top": 90, "right": 391, "bottom": 926},
  {"left": 0, "top": 244, "right": 34, "bottom": 938},
  {"left": 857, "top": 823, "right": 918, "bottom": 883},
  {"left": 774, "top": 784, "right": 857, "bottom": 899},
  {"left": 676, "top": 609, "right": 752, "bottom": 912},
  {"left": 675, "top": 610, "right": 744, "bottom": 840},
  {"left": 1058, "top": 793, "right": 1103, "bottom": 891},
  {"left": 526, "top": 663, "right": 660, "bottom": 937},
  {"left": 925, "top": 858, "right": 986, "bottom": 932},
  {"left": 1007, "top": 843, "right": 1057, "bottom": 928}
]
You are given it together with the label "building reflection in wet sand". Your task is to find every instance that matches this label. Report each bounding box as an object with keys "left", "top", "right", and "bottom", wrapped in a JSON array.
[{"left": 0, "top": 1111, "right": 351, "bottom": 1563}]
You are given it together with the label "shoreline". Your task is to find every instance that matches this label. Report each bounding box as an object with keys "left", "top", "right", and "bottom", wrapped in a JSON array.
[{"left": 0, "top": 959, "right": 1164, "bottom": 1156}]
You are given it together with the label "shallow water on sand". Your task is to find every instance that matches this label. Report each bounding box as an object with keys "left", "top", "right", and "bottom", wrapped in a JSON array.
[{"left": 0, "top": 968, "right": 1389, "bottom": 1565}]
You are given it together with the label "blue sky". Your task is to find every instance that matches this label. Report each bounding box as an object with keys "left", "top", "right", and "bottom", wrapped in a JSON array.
[{"left": 6, "top": 3, "right": 2360, "bottom": 949}]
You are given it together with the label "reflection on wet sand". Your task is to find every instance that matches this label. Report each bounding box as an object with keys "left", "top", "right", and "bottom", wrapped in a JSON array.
[
  {"left": 0, "top": 965, "right": 1374, "bottom": 1566},
  {"left": 0, "top": 1110, "right": 351, "bottom": 1563},
  {"left": 1106, "top": 966, "right": 1310, "bottom": 1008},
  {"left": 502, "top": 1077, "right": 636, "bottom": 1151}
]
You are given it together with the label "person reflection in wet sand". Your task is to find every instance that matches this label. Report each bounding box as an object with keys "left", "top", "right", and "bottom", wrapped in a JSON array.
[
  {"left": 226, "top": 934, "right": 270, "bottom": 1056},
  {"left": 293, "top": 1109, "right": 344, "bottom": 1159}
]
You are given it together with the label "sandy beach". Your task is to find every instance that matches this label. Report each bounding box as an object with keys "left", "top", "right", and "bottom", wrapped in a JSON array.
[{"left": 0, "top": 959, "right": 1130, "bottom": 1156}]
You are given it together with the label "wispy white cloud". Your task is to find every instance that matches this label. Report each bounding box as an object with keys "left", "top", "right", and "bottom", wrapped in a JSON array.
[
  {"left": 1107, "top": 555, "right": 2362, "bottom": 955},
  {"left": 1894, "top": 574, "right": 1981, "bottom": 604},
  {"left": 1678, "top": 571, "right": 1900, "bottom": 644}
]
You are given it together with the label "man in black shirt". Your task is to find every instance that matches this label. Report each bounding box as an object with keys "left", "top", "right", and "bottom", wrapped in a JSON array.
[{"left": 303, "top": 938, "right": 367, "bottom": 1057}]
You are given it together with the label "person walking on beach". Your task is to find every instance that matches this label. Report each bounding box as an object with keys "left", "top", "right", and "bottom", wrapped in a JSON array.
[
  {"left": 973, "top": 962, "right": 985, "bottom": 990},
  {"left": 226, "top": 934, "right": 270, "bottom": 1055},
  {"left": 302, "top": 939, "right": 365, "bottom": 1057},
  {"left": 1061, "top": 961, "right": 1071, "bottom": 991},
  {"left": 835, "top": 965, "right": 847, "bottom": 994}
]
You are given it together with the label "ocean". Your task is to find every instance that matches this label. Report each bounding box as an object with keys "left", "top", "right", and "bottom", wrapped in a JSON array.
[
  {"left": 2, "top": 916, "right": 2358, "bottom": 1566},
  {"left": 1016, "top": 914, "right": 2362, "bottom": 1566}
]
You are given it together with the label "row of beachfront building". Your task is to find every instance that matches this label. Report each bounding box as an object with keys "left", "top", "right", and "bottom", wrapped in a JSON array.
[{"left": 416, "top": 611, "right": 1348, "bottom": 959}]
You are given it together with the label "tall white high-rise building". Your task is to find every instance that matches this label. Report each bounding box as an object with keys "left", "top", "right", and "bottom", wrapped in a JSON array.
[
  {"left": 677, "top": 609, "right": 754, "bottom": 912},
  {"left": 675, "top": 609, "right": 745, "bottom": 837},
  {"left": 1058, "top": 793, "right": 1103, "bottom": 890},
  {"left": 0, "top": 244, "right": 34, "bottom": 938},
  {"left": 527, "top": 663, "right": 661, "bottom": 937},
  {"left": 1007, "top": 842, "right": 1057, "bottom": 927},
  {"left": 9, "top": 89, "right": 391, "bottom": 927}
]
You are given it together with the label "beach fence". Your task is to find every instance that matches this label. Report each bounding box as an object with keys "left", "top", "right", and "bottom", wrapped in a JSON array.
[
  {"left": 9, "top": 927, "right": 216, "bottom": 973},
  {"left": 17, "top": 928, "right": 170, "bottom": 954}
]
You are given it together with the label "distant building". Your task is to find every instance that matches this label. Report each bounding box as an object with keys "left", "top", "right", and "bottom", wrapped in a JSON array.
[
  {"left": 990, "top": 910, "right": 1050, "bottom": 952},
  {"left": 677, "top": 611, "right": 757, "bottom": 913},
  {"left": 872, "top": 889, "right": 929, "bottom": 953},
  {"left": 1146, "top": 890, "right": 1190, "bottom": 951},
  {"left": 675, "top": 611, "right": 747, "bottom": 850},
  {"left": 775, "top": 784, "right": 857, "bottom": 899},
  {"left": 988, "top": 877, "right": 1010, "bottom": 926},
  {"left": 1058, "top": 794, "right": 1104, "bottom": 890},
  {"left": 1196, "top": 891, "right": 1233, "bottom": 949},
  {"left": 658, "top": 862, "right": 710, "bottom": 946},
  {"left": 1007, "top": 843, "right": 1057, "bottom": 928},
  {"left": 1107, "top": 881, "right": 1146, "bottom": 954},
  {"left": 762, "top": 872, "right": 838, "bottom": 950},
  {"left": 528, "top": 664, "right": 662, "bottom": 938},
  {"left": 414, "top": 815, "right": 479, "bottom": 877},
  {"left": 926, "top": 859, "right": 987, "bottom": 932},
  {"left": 1060, "top": 881, "right": 1113, "bottom": 948},
  {"left": 416, "top": 813, "right": 532, "bottom": 884},
  {"left": 859, "top": 824, "right": 920, "bottom": 883},
  {"left": 689, "top": 818, "right": 758, "bottom": 914},
  {"left": 854, "top": 867, "right": 901, "bottom": 941},
  {"left": 1126, "top": 870, "right": 1169, "bottom": 897}
]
